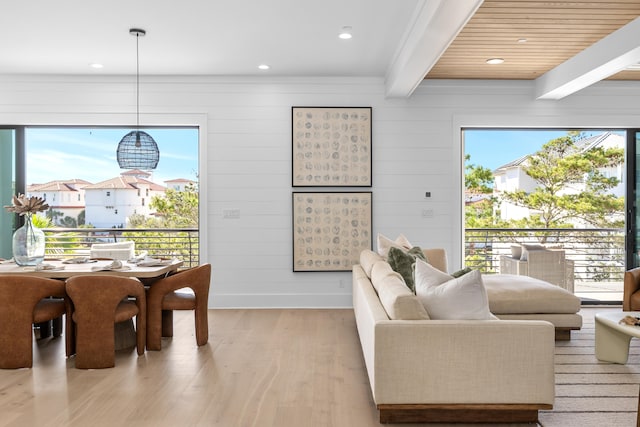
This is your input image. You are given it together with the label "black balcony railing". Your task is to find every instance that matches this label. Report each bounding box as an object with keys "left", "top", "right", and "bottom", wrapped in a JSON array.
[
  {"left": 465, "top": 228, "right": 625, "bottom": 282},
  {"left": 42, "top": 227, "right": 199, "bottom": 268}
]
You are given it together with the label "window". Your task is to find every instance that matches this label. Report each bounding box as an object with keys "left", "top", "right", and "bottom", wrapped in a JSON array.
[
  {"left": 1, "top": 125, "right": 201, "bottom": 262},
  {"left": 141, "top": 198, "right": 145, "bottom": 206}
]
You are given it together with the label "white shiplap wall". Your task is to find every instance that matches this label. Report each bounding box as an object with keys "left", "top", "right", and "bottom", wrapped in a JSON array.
[{"left": 1, "top": 75, "right": 639, "bottom": 308}]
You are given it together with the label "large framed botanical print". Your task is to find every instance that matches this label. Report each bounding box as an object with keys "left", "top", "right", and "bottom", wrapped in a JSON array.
[
  {"left": 292, "top": 106, "right": 372, "bottom": 187},
  {"left": 292, "top": 191, "right": 372, "bottom": 272}
]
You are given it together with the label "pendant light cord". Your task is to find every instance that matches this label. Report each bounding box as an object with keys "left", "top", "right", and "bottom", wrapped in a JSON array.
[{"left": 136, "top": 31, "right": 140, "bottom": 130}]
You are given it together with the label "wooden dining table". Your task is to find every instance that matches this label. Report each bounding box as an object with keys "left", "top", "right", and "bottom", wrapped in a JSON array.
[
  {"left": 0, "top": 258, "right": 183, "bottom": 279},
  {"left": 0, "top": 258, "right": 183, "bottom": 343}
]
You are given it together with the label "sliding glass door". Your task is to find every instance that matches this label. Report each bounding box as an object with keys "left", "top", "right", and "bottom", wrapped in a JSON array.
[{"left": 626, "top": 130, "right": 640, "bottom": 269}]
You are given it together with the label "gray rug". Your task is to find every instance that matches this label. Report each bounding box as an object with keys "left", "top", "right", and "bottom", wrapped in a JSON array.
[{"left": 538, "top": 306, "right": 640, "bottom": 427}]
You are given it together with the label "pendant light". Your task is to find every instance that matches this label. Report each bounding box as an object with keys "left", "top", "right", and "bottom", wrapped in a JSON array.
[{"left": 116, "top": 28, "right": 160, "bottom": 170}]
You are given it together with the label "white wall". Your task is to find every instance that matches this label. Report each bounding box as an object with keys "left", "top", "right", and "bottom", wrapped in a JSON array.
[{"left": 1, "top": 75, "right": 639, "bottom": 308}]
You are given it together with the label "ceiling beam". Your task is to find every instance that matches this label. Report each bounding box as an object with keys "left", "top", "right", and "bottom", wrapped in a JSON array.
[
  {"left": 536, "top": 16, "right": 640, "bottom": 100},
  {"left": 384, "top": 0, "right": 484, "bottom": 98}
]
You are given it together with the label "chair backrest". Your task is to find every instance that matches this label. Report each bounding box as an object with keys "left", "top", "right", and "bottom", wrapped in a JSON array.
[
  {"left": 0, "top": 275, "right": 66, "bottom": 325},
  {"left": 151, "top": 263, "right": 211, "bottom": 298},
  {"left": 525, "top": 250, "right": 566, "bottom": 286},
  {"left": 0, "top": 275, "right": 67, "bottom": 368},
  {"left": 624, "top": 267, "right": 640, "bottom": 311},
  {"left": 66, "top": 275, "right": 144, "bottom": 321}
]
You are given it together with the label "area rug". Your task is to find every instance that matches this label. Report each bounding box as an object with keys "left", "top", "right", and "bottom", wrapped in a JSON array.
[{"left": 538, "top": 306, "right": 640, "bottom": 427}]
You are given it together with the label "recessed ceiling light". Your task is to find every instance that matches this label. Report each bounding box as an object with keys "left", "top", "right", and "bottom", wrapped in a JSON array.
[
  {"left": 258, "top": 64, "right": 270, "bottom": 70},
  {"left": 89, "top": 63, "right": 103, "bottom": 69},
  {"left": 486, "top": 58, "right": 505, "bottom": 65},
  {"left": 517, "top": 38, "right": 528, "bottom": 43},
  {"left": 339, "top": 26, "right": 352, "bottom": 40}
]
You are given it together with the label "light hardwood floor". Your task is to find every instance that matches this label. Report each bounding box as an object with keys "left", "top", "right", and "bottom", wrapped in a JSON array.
[{"left": 0, "top": 309, "right": 386, "bottom": 427}]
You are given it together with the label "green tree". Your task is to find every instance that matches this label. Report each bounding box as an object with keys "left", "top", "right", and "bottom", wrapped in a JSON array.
[
  {"left": 501, "top": 134, "right": 624, "bottom": 229},
  {"left": 149, "top": 184, "right": 199, "bottom": 228},
  {"left": 464, "top": 154, "right": 504, "bottom": 228}
]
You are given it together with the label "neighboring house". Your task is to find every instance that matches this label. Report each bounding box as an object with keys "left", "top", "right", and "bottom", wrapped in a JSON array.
[
  {"left": 493, "top": 132, "right": 625, "bottom": 223},
  {"left": 27, "top": 179, "right": 92, "bottom": 225},
  {"left": 83, "top": 170, "right": 166, "bottom": 228},
  {"left": 164, "top": 178, "right": 196, "bottom": 191}
]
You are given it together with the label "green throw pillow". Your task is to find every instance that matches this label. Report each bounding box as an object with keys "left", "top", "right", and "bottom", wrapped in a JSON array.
[
  {"left": 451, "top": 267, "right": 473, "bottom": 278},
  {"left": 387, "top": 246, "right": 427, "bottom": 293}
]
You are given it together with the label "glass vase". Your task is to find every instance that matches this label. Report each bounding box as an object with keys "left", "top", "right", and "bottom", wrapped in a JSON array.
[{"left": 12, "top": 216, "right": 46, "bottom": 266}]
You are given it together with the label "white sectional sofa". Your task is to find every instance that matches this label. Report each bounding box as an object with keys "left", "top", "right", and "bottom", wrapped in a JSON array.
[{"left": 352, "top": 248, "right": 559, "bottom": 424}]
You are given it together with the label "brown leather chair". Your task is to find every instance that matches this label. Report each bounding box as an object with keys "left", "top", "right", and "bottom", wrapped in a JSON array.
[
  {"left": 0, "top": 275, "right": 71, "bottom": 369},
  {"left": 146, "top": 264, "right": 211, "bottom": 351},
  {"left": 624, "top": 267, "right": 640, "bottom": 312},
  {"left": 66, "top": 275, "right": 146, "bottom": 369}
]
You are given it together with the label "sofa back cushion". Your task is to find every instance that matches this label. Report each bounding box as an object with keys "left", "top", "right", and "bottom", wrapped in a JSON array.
[
  {"left": 371, "top": 260, "right": 429, "bottom": 320},
  {"left": 360, "top": 249, "right": 384, "bottom": 279},
  {"left": 422, "top": 248, "right": 448, "bottom": 273}
]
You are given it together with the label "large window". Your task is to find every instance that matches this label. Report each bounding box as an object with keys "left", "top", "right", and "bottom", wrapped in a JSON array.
[
  {"left": 1, "top": 126, "right": 199, "bottom": 261},
  {"left": 463, "top": 128, "right": 626, "bottom": 303}
]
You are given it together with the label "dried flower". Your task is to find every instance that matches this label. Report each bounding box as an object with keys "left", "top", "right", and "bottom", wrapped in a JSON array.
[{"left": 4, "top": 194, "right": 49, "bottom": 216}]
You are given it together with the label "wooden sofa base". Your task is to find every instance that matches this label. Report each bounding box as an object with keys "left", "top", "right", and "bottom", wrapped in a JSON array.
[
  {"left": 556, "top": 327, "right": 580, "bottom": 341},
  {"left": 377, "top": 403, "right": 552, "bottom": 424}
]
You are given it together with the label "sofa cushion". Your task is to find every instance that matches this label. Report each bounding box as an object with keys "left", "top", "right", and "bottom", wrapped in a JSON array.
[
  {"left": 374, "top": 266, "right": 429, "bottom": 320},
  {"left": 360, "top": 249, "right": 384, "bottom": 278},
  {"left": 376, "top": 233, "right": 412, "bottom": 258},
  {"left": 483, "top": 274, "right": 581, "bottom": 314},
  {"left": 370, "top": 260, "right": 399, "bottom": 294},
  {"left": 415, "top": 259, "right": 492, "bottom": 320},
  {"left": 387, "top": 246, "right": 427, "bottom": 293}
]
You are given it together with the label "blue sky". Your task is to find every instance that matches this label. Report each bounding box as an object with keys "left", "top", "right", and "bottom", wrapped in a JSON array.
[
  {"left": 26, "top": 127, "right": 199, "bottom": 185},
  {"left": 464, "top": 129, "right": 624, "bottom": 171}
]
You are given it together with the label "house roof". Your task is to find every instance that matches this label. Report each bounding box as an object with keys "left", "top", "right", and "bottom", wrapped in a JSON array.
[
  {"left": 83, "top": 175, "right": 166, "bottom": 191},
  {"left": 28, "top": 179, "right": 92, "bottom": 192},
  {"left": 164, "top": 178, "right": 195, "bottom": 183}
]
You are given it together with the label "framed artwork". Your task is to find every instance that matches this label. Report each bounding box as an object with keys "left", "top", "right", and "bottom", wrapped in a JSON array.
[
  {"left": 292, "top": 106, "right": 372, "bottom": 187},
  {"left": 292, "top": 191, "right": 372, "bottom": 272}
]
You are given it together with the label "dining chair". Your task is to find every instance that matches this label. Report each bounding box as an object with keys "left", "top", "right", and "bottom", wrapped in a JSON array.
[
  {"left": 65, "top": 275, "right": 146, "bottom": 369},
  {"left": 146, "top": 263, "right": 211, "bottom": 351},
  {"left": 0, "top": 275, "right": 71, "bottom": 369},
  {"left": 624, "top": 267, "right": 640, "bottom": 312}
]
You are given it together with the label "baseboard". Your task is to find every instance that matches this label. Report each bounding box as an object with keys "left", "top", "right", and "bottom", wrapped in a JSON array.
[{"left": 377, "top": 403, "right": 552, "bottom": 424}]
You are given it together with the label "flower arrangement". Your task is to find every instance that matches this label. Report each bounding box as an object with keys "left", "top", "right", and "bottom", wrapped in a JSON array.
[{"left": 4, "top": 194, "right": 49, "bottom": 216}]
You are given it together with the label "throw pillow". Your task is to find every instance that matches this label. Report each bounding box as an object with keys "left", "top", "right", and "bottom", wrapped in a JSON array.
[
  {"left": 451, "top": 267, "right": 473, "bottom": 278},
  {"left": 520, "top": 243, "right": 546, "bottom": 261},
  {"left": 387, "top": 246, "right": 426, "bottom": 292},
  {"left": 414, "top": 259, "right": 492, "bottom": 320},
  {"left": 510, "top": 245, "right": 522, "bottom": 259},
  {"left": 413, "top": 258, "right": 453, "bottom": 291},
  {"left": 376, "top": 233, "right": 413, "bottom": 257}
]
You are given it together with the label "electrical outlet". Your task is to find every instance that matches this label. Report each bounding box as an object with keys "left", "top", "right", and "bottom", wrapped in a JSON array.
[{"left": 422, "top": 209, "right": 434, "bottom": 218}]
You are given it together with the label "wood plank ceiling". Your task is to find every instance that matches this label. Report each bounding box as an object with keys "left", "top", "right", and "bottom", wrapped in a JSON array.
[{"left": 425, "top": 0, "right": 640, "bottom": 80}]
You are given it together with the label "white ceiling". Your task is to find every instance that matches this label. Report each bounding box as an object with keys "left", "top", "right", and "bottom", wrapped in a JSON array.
[
  {"left": 0, "top": 0, "right": 420, "bottom": 77},
  {"left": 3, "top": 0, "right": 631, "bottom": 100}
]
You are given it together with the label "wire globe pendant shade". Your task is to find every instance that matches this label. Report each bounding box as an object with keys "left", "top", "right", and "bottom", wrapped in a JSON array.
[
  {"left": 117, "top": 28, "right": 159, "bottom": 170},
  {"left": 117, "top": 130, "right": 159, "bottom": 169}
]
